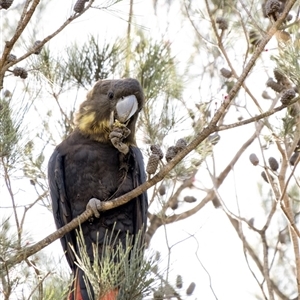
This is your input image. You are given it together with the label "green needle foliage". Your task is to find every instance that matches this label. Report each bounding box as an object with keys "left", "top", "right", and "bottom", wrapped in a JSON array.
[
  {"left": 272, "top": 36, "right": 300, "bottom": 89},
  {"left": 133, "top": 30, "right": 183, "bottom": 102},
  {"left": 66, "top": 35, "right": 123, "bottom": 87},
  {"left": 0, "top": 98, "right": 19, "bottom": 160},
  {"left": 73, "top": 227, "right": 155, "bottom": 300}
]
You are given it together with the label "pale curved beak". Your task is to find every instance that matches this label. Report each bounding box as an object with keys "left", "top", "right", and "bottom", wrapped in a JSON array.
[{"left": 115, "top": 95, "right": 138, "bottom": 123}]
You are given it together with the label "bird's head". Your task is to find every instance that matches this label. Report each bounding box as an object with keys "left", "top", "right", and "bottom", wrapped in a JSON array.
[{"left": 75, "top": 78, "right": 144, "bottom": 145}]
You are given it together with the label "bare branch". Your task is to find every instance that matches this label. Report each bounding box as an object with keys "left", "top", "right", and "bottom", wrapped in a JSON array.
[{"left": 0, "top": 0, "right": 96, "bottom": 89}]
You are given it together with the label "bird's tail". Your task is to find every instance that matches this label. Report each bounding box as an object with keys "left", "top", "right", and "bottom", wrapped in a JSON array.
[
  {"left": 99, "top": 289, "right": 119, "bottom": 300},
  {"left": 68, "top": 268, "right": 90, "bottom": 300},
  {"left": 68, "top": 269, "right": 119, "bottom": 300}
]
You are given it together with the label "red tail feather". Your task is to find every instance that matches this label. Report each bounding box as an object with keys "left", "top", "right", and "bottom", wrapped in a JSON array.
[
  {"left": 69, "top": 269, "right": 118, "bottom": 300},
  {"left": 99, "top": 289, "right": 118, "bottom": 300},
  {"left": 74, "top": 275, "right": 84, "bottom": 300},
  {"left": 68, "top": 270, "right": 84, "bottom": 300}
]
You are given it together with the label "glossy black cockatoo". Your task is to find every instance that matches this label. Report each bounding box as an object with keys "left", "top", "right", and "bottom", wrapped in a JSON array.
[{"left": 48, "top": 78, "right": 148, "bottom": 300}]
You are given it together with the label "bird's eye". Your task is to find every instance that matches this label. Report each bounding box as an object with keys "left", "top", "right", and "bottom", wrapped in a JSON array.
[{"left": 108, "top": 91, "right": 114, "bottom": 99}]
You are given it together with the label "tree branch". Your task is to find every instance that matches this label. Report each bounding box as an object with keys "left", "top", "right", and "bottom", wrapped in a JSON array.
[
  {"left": 0, "top": 0, "right": 96, "bottom": 89},
  {"left": 1, "top": 0, "right": 297, "bottom": 275}
]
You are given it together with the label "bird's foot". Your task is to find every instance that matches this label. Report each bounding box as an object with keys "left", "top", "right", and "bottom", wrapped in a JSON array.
[{"left": 86, "top": 198, "right": 102, "bottom": 218}]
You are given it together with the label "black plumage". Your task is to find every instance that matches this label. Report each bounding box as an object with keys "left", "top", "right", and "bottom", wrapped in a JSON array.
[{"left": 48, "top": 78, "right": 148, "bottom": 300}]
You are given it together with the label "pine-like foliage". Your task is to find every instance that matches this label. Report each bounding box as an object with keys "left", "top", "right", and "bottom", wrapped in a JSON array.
[
  {"left": 73, "top": 228, "right": 155, "bottom": 300},
  {"left": 0, "top": 98, "right": 18, "bottom": 158},
  {"left": 272, "top": 32, "right": 300, "bottom": 88}
]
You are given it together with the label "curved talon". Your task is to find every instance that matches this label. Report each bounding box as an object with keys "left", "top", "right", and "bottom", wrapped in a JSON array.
[{"left": 86, "top": 198, "right": 102, "bottom": 218}]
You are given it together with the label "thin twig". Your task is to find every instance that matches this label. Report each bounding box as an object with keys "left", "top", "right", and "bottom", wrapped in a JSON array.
[
  {"left": 261, "top": 232, "right": 275, "bottom": 300},
  {"left": 0, "top": 0, "right": 96, "bottom": 89}
]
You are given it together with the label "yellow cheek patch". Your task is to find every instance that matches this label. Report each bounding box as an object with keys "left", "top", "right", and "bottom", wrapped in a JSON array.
[
  {"left": 78, "top": 112, "right": 96, "bottom": 132},
  {"left": 77, "top": 112, "right": 111, "bottom": 142}
]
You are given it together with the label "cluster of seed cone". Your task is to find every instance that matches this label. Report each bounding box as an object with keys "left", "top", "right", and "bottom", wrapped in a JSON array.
[
  {"left": 266, "top": 69, "right": 296, "bottom": 105},
  {"left": 250, "top": 138, "right": 300, "bottom": 171},
  {"left": 266, "top": 78, "right": 285, "bottom": 93},
  {"left": 165, "top": 138, "right": 187, "bottom": 162},
  {"left": 168, "top": 195, "right": 197, "bottom": 211},
  {"left": 264, "top": 0, "right": 292, "bottom": 22},
  {"left": 249, "top": 153, "right": 280, "bottom": 183},
  {"left": 250, "top": 0, "right": 292, "bottom": 50},
  {"left": 265, "top": 0, "right": 281, "bottom": 20},
  {"left": 146, "top": 139, "right": 188, "bottom": 175},
  {"left": 6, "top": 40, "right": 43, "bottom": 80},
  {"left": 153, "top": 268, "right": 196, "bottom": 299},
  {"left": 12, "top": 67, "right": 28, "bottom": 79}
]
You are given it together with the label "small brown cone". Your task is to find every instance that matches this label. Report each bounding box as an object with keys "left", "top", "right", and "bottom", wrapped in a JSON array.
[
  {"left": 296, "top": 139, "right": 300, "bottom": 152},
  {"left": 262, "top": 90, "right": 271, "bottom": 99},
  {"left": 273, "top": 68, "right": 285, "bottom": 84},
  {"left": 265, "top": 0, "right": 281, "bottom": 20},
  {"left": 33, "top": 40, "right": 43, "bottom": 55},
  {"left": 146, "top": 154, "right": 160, "bottom": 174},
  {"left": 216, "top": 17, "right": 228, "bottom": 30},
  {"left": 175, "top": 138, "right": 187, "bottom": 152},
  {"left": 12, "top": 67, "right": 28, "bottom": 79},
  {"left": 261, "top": 171, "right": 273, "bottom": 183},
  {"left": 176, "top": 275, "right": 183, "bottom": 289},
  {"left": 74, "top": 0, "right": 88, "bottom": 13},
  {"left": 158, "top": 184, "right": 166, "bottom": 196},
  {"left": 186, "top": 282, "right": 196, "bottom": 295},
  {"left": 266, "top": 78, "right": 285, "bottom": 93},
  {"left": 286, "top": 14, "right": 293, "bottom": 22},
  {"left": 150, "top": 144, "right": 163, "bottom": 159},
  {"left": 249, "top": 153, "right": 259, "bottom": 166},
  {"left": 184, "top": 196, "right": 197, "bottom": 203},
  {"left": 155, "top": 251, "right": 160, "bottom": 261},
  {"left": 281, "top": 89, "right": 296, "bottom": 105},
  {"left": 169, "top": 198, "right": 179, "bottom": 210},
  {"left": 220, "top": 67, "right": 232, "bottom": 79},
  {"left": 7, "top": 54, "right": 16, "bottom": 63},
  {"left": 165, "top": 146, "right": 177, "bottom": 162},
  {"left": 290, "top": 152, "right": 299, "bottom": 166},
  {"left": 268, "top": 157, "right": 279, "bottom": 171},
  {"left": 212, "top": 196, "right": 221, "bottom": 208},
  {"left": 0, "top": 0, "right": 13, "bottom": 9}
]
